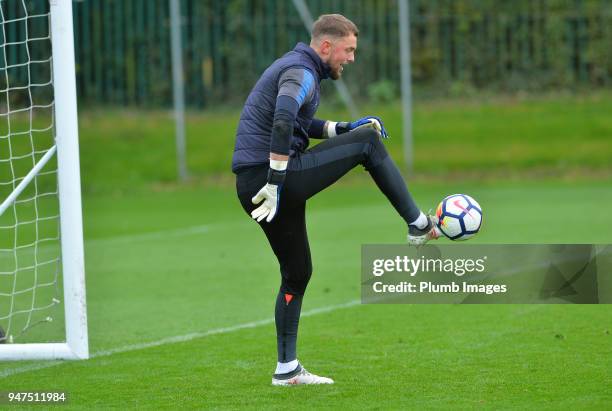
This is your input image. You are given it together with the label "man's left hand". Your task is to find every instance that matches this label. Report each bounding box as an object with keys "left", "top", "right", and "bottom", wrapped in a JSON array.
[
  {"left": 330, "top": 116, "right": 389, "bottom": 138},
  {"left": 349, "top": 116, "right": 389, "bottom": 138}
]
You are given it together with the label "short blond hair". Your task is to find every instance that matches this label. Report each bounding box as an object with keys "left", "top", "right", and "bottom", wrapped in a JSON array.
[{"left": 311, "top": 14, "right": 359, "bottom": 41}]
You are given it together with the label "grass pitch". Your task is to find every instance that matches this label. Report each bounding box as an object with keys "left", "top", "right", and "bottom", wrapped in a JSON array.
[
  {"left": 1, "top": 93, "right": 611, "bottom": 408},
  {"left": 1, "top": 180, "right": 610, "bottom": 409}
]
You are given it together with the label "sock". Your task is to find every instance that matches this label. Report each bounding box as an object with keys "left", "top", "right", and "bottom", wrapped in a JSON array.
[
  {"left": 409, "top": 212, "right": 428, "bottom": 229},
  {"left": 275, "top": 359, "right": 299, "bottom": 375},
  {"left": 369, "top": 157, "right": 421, "bottom": 225},
  {"left": 275, "top": 290, "right": 303, "bottom": 364}
]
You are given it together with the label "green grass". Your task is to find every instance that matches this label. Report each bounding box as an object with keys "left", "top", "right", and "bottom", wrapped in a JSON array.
[
  {"left": 3, "top": 92, "right": 612, "bottom": 197},
  {"left": 1, "top": 180, "right": 611, "bottom": 409},
  {"left": 75, "top": 91, "right": 612, "bottom": 192},
  {"left": 1, "top": 93, "right": 611, "bottom": 408}
]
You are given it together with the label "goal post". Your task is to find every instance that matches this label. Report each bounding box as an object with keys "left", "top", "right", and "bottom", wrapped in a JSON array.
[{"left": 0, "top": 0, "right": 88, "bottom": 360}]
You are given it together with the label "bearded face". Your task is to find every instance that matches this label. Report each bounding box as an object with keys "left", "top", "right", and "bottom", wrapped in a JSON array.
[
  {"left": 323, "top": 34, "right": 357, "bottom": 80},
  {"left": 329, "top": 63, "right": 343, "bottom": 80}
]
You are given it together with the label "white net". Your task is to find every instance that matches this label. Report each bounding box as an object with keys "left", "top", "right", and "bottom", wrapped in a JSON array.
[{"left": 0, "top": 0, "right": 63, "bottom": 344}]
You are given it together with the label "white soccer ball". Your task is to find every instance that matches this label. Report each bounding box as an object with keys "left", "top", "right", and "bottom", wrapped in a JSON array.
[{"left": 435, "top": 194, "right": 483, "bottom": 241}]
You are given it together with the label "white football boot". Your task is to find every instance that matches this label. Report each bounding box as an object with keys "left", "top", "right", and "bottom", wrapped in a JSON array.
[
  {"left": 272, "top": 364, "right": 334, "bottom": 386},
  {"left": 407, "top": 215, "right": 442, "bottom": 246}
]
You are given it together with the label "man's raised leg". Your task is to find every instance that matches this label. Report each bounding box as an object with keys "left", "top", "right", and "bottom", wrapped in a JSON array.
[{"left": 282, "top": 127, "right": 439, "bottom": 244}]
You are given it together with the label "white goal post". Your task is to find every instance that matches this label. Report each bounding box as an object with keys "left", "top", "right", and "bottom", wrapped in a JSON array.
[{"left": 0, "top": 0, "right": 87, "bottom": 360}]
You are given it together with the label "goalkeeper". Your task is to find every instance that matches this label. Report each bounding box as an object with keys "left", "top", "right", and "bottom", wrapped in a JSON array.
[{"left": 232, "top": 14, "right": 439, "bottom": 386}]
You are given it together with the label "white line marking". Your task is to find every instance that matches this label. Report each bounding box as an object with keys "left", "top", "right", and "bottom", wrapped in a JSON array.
[
  {"left": 1, "top": 202, "right": 384, "bottom": 256},
  {"left": 0, "top": 224, "right": 213, "bottom": 262},
  {"left": 0, "top": 299, "right": 360, "bottom": 379}
]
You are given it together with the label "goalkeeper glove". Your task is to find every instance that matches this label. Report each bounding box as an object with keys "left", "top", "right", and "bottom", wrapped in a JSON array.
[
  {"left": 251, "top": 159, "right": 287, "bottom": 223},
  {"left": 326, "top": 116, "right": 389, "bottom": 139}
]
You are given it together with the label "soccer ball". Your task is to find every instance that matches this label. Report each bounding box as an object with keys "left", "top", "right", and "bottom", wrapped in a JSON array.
[{"left": 435, "top": 194, "right": 483, "bottom": 241}]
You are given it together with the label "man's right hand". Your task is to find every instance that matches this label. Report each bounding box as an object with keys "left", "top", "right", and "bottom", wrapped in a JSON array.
[
  {"left": 251, "top": 183, "right": 281, "bottom": 223},
  {"left": 251, "top": 156, "right": 288, "bottom": 223}
]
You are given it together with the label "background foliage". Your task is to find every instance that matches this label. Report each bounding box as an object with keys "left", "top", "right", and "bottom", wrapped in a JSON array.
[
  {"left": 4, "top": 0, "right": 609, "bottom": 107},
  {"left": 66, "top": 0, "right": 612, "bottom": 107}
]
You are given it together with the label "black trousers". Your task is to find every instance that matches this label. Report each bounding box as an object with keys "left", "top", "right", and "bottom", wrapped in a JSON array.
[{"left": 236, "top": 127, "right": 420, "bottom": 296}]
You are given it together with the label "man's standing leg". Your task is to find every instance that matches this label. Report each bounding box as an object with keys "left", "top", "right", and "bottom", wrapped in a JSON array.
[
  {"left": 259, "top": 203, "right": 310, "bottom": 372},
  {"left": 237, "top": 175, "right": 334, "bottom": 385},
  {"left": 259, "top": 204, "right": 334, "bottom": 385}
]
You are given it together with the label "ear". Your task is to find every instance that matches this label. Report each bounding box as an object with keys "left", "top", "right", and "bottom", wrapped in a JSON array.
[{"left": 320, "top": 39, "right": 332, "bottom": 56}]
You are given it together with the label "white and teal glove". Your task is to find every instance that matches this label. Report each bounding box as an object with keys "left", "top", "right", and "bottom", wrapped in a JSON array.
[
  {"left": 251, "top": 159, "right": 287, "bottom": 223},
  {"left": 325, "top": 116, "right": 389, "bottom": 139}
]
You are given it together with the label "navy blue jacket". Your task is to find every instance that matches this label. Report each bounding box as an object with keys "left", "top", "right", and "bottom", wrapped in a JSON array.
[{"left": 232, "top": 43, "right": 331, "bottom": 173}]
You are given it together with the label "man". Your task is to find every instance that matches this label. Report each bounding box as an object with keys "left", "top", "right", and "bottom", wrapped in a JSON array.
[{"left": 232, "top": 14, "right": 439, "bottom": 386}]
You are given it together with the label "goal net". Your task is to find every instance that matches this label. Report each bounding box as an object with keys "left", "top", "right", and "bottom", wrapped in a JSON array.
[{"left": 0, "top": 0, "right": 87, "bottom": 360}]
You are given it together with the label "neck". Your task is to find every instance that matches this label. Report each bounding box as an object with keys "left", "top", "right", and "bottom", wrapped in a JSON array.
[{"left": 308, "top": 42, "right": 327, "bottom": 64}]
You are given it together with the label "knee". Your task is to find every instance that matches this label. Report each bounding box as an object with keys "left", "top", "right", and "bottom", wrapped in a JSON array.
[
  {"left": 352, "top": 126, "right": 381, "bottom": 145},
  {"left": 365, "top": 127, "right": 382, "bottom": 143},
  {"left": 354, "top": 128, "right": 387, "bottom": 168},
  {"left": 360, "top": 128, "right": 387, "bottom": 160},
  {"left": 280, "top": 260, "right": 312, "bottom": 296}
]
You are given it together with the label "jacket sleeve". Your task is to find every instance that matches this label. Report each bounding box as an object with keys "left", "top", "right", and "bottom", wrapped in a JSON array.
[
  {"left": 269, "top": 68, "right": 315, "bottom": 155},
  {"left": 307, "top": 118, "right": 327, "bottom": 139}
]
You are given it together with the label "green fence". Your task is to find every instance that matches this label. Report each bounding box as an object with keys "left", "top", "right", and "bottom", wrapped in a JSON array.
[{"left": 3, "top": 1, "right": 612, "bottom": 108}]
